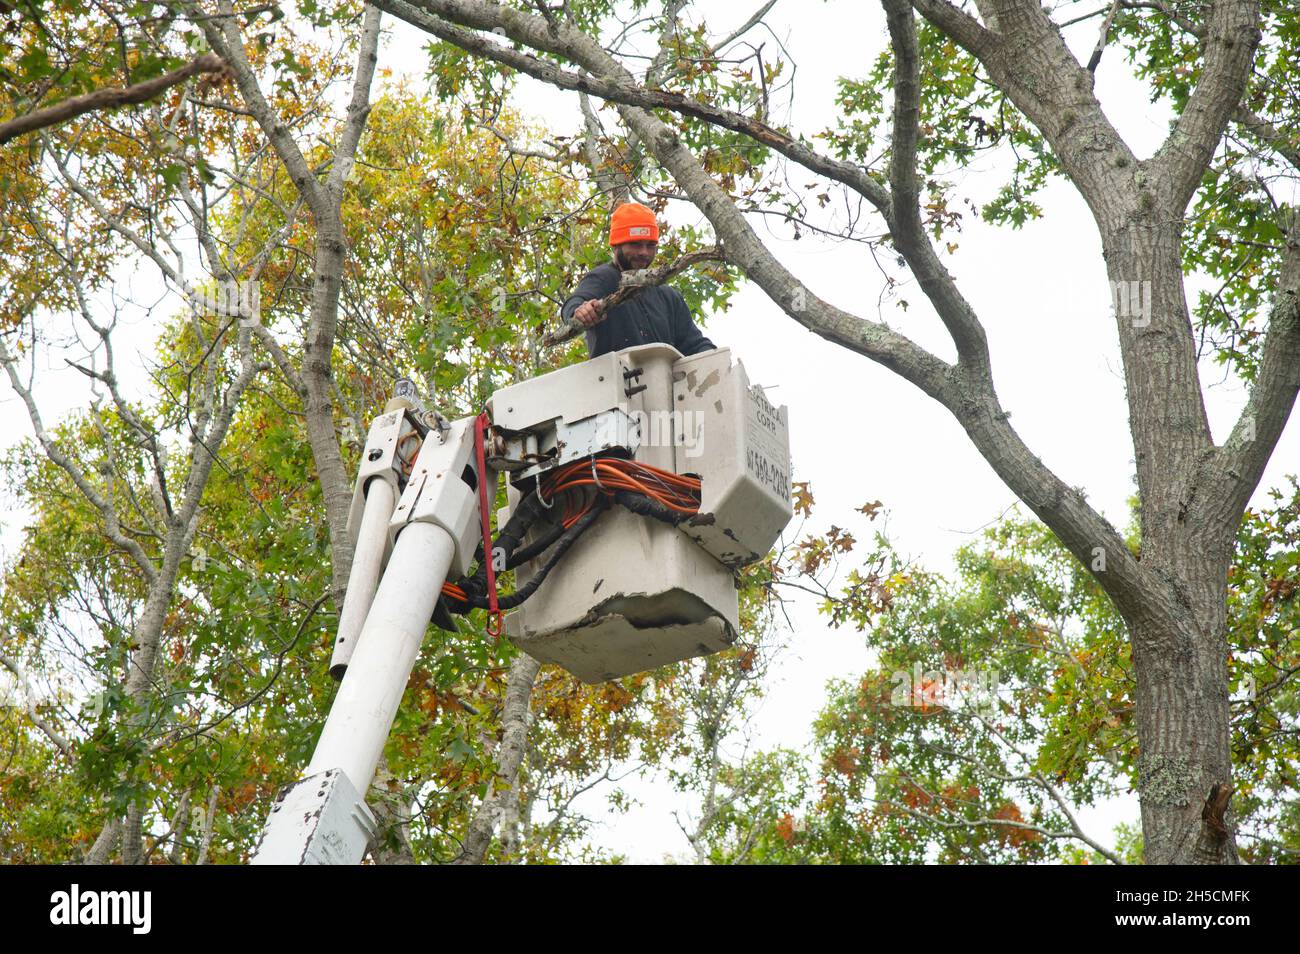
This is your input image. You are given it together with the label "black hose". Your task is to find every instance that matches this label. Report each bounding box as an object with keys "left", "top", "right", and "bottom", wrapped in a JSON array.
[
  {"left": 507, "top": 521, "right": 567, "bottom": 568},
  {"left": 612, "top": 490, "right": 690, "bottom": 526},
  {"left": 450, "top": 488, "right": 553, "bottom": 600},
  {"left": 450, "top": 500, "right": 606, "bottom": 611},
  {"left": 444, "top": 481, "right": 694, "bottom": 616},
  {"left": 468, "top": 487, "right": 546, "bottom": 568}
]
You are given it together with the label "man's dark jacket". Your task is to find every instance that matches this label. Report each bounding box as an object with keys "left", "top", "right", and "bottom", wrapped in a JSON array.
[{"left": 561, "top": 262, "right": 716, "bottom": 358}]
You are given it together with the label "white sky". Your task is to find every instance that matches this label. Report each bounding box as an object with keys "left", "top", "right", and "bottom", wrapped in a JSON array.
[{"left": 3, "top": 1, "right": 1295, "bottom": 864}]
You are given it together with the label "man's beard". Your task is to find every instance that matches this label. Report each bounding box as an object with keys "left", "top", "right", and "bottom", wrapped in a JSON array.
[{"left": 614, "top": 246, "right": 653, "bottom": 271}]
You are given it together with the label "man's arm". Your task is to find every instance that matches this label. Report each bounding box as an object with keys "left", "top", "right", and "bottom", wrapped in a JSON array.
[
  {"left": 670, "top": 291, "right": 716, "bottom": 355},
  {"left": 561, "top": 264, "right": 619, "bottom": 321}
]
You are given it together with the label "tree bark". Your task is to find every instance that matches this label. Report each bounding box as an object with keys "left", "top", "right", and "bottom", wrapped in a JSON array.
[
  {"left": 85, "top": 818, "right": 121, "bottom": 865},
  {"left": 456, "top": 654, "right": 541, "bottom": 864},
  {"left": 367, "top": 759, "right": 419, "bottom": 864},
  {"left": 1099, "top": 207, "right": 1241, "bottom": 863}
]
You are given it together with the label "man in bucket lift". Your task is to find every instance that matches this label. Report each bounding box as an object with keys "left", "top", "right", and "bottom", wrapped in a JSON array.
[{"left": 562, "top": 202, "right": 717, "bottom": 359}]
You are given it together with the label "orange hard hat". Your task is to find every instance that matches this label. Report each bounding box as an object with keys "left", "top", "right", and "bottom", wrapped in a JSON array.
[{"left": 608, "top": 202, "right": 660, "bottom": 246}]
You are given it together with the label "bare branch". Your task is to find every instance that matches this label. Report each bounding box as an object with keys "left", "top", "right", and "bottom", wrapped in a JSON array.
[
  {"left": 578, "top": 91, "right": 632, "bottom": 207},
  {"left": 711, "top": 0, "right": 780, "bottom": 56},
  {"left": 325, "top": 4, "right": 383, "bottom": 203},
  {"left": 883, "top": 0, "right": 991, "bottom": 376},
  {"left": 970, "top": 708, "right": 1128, "bottom": 864},
  {"left": 0, "top": 336, "right": 160, "bottom": 584},
  {"left": 188, "top": 0, "right": 329, "bottom": 220},
  {"left": 0, "top": 654, "right": 75, "bottom": 757},
  {"left": 1233, "top": 106, "right": 1300, "bottom": 175}
]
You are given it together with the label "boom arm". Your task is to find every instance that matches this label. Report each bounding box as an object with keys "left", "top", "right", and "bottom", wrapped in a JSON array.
[{"left": 251, "top": 416, "right": 480, "bottom": 865}]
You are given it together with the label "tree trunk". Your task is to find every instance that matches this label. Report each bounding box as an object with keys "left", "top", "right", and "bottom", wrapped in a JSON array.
[
  {"left": 1104, "top": 214, "right": 1240, "bottom": 863},
  {"left": 302, "top": 220, "right": 358, "bottom": 605},
  {"left": 1132, "top": 593, "right": 1238, "bottom": 864},
  {"left": 368, "top": 759, "right": 418, "bottom": 864},
  {"left": 85, "top": 817, "right": 121, "bottom": 865},
  {"left": 456, "top": 654, "right": 541, "bottom": 864}
]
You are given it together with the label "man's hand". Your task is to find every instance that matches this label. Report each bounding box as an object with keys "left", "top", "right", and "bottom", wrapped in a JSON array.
[{"left": 573, "top": 299, "right": 606, "bottom": 328}]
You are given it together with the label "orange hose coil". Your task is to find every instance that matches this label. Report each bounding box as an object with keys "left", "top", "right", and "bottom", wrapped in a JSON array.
[{"left": 439, "top": 458, "right": 701, "bottom": 601}]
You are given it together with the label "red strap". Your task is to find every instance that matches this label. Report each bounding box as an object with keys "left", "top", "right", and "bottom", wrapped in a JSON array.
[{"left": 473, "top": 412, "right": 502, "bottom": 638}]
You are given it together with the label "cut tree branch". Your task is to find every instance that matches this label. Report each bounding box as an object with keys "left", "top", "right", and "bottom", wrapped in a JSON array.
[{"left": 542, "top": 247, "right": 725, "bottom": 347}]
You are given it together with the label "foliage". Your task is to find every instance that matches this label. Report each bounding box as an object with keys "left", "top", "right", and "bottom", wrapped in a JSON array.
[
  {"left": 0, "top": 57, "right": 753, "bottom": 860},
  {"left": 701, "top": 479, "right": 1298, "bottom": 864}
]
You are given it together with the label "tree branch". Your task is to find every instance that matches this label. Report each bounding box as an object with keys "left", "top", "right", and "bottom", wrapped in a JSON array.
[
  {"left": 84, "top": 817, "right": 122, "bottom": 865},
  {"left": 325, "top": 3, "right": 382, "bottom": 203},
  {"left": 711, "top": 0, "right": 780, "bottom": 56},
  {"left": 0, "top": 54, "right": 226, "bottom": 145},
  {"left": 906, "top": 0, "right": 999, "bottom": 58},
  {"left": 1232, "top": 105, "right": 1300, "bottom": 175},
  {"left": 884, "top": 0, "right": 991, "bottom": 377},
  {"left": 370, "top": 0, "right": 893, "bottom": 213},
  {"left": 1213, "top": 232, "right": 1300, "bottom": 521},
  {"left": 1086, "top": 0, "right": 1123, "bottom": 73},
  {"left": 0, "top": 337, "right": 160, "bottom": 584},
  {"left": 189, "top": 0, "right": 329, "bottom": 221},
  {"left": 378, "top": 0, "right": 953, "bottom": 394},
  {"left": 543, "top": 247, "right": 724, "bottom": 347},
  {"left": 1149, "top": 0, "right": 1261, "bottom": 211},
  {"left": 0, "top": 654, "right": 75, "bottom": 757}
]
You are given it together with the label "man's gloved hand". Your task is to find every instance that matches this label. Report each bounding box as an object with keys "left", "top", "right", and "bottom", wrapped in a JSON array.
[{"left": 573, "top": 298, "right": 606, "bottom": 328}]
